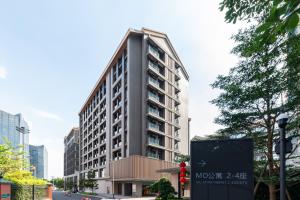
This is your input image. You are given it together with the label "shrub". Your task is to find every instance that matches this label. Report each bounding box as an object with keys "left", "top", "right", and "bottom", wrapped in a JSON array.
[
  {"left": 4, "top": 170, "right": 47, "bottom": 185},
  {"left": 149, "top": 178, "right": 176, "bottom": 200}
]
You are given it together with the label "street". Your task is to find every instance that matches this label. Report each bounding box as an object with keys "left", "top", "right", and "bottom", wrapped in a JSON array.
[{"left": 53, "top": 191, "right": 102, "bottom": 200}]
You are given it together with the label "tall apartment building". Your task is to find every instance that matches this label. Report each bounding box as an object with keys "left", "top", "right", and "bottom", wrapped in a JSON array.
[
  {"left": 64, "top": 127, "right": 80, "bottom": 188},
  {"left": 79, "top": 28, "right": 189, "bottom": 196},
  {"left": 0, "top": 109, "right": 30, "bottom": 164},
  {"left": 29, "top": 145, "right": 48, "bottom": 179}
]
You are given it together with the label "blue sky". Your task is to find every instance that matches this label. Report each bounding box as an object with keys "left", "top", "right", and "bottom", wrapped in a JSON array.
[{"left": 0, "top": 0, "right": 241, "bottom": 178}]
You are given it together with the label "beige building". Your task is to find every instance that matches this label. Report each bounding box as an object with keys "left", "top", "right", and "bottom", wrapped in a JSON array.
[{"left": 79, "top": 28, "right": 189, "bottom": 197}]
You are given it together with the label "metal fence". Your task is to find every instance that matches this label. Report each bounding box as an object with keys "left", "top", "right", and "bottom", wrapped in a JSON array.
[{"left": 11, "top": 184, "right": 50, "bottom": 200}]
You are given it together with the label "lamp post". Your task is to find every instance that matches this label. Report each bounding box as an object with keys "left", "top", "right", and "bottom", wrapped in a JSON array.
[
  {"left": 112, "top": 161, "right": 115, "bottom": 199},
  {"left": 16, "top": 126, "right": 30, "bottom": 168},
  {"left": 276, "top": 113, "right": 288, "bottom": 200}
]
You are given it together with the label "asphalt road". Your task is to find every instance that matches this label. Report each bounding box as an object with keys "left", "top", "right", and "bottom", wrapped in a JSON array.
[{"left": 53, "top": 191, "right": 102, "bottom": 200}]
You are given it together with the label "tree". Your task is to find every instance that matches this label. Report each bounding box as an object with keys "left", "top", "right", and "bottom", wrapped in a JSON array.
[
  {"left": 149, "top": 178, "right": 176, "bottom": 200},
  {"left": 174, "top": 153, "right": 190, "bottom": 163},
  {"left": 51, "top": 178, "right": 64, "bottom": 189},
  {"left": 4, "top": 170, "right": 46, "bottom": 185},
  {"left": 211, "top": 24, "right": 300, "bottom": 200},
  {"left": 0, "top": 140, "right": 47, "bottom": 186},
  {"left": 0, "top": 140, "right": 27, "bottom": 176},
  {"left": 79, "top": 178, "right": 85, "bottom": 191},
  {"left": 65, "top": 178, "right": 74, "bottom": 191},
  {"left": 84, "top": 170, "right": 98, "bottom": 193},
  {"left": 220, "top": 0, "right": 300, "bottom": 36}
]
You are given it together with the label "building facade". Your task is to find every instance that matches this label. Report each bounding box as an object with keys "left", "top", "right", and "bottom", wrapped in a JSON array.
[
  {"left": 29, "top": 145, "right": 48, "bottom": 179},
  {"left": 79, "top": 28, "right": 189, "bottom": 196},
  {"left": 64, "top": 127, "right": 80, "bottom": 189},
  {"left": 0, "top": 109, "right": 30, "bottom": 163}
]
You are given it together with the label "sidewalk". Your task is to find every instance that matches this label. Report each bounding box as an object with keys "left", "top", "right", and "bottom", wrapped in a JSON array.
[{"left": 79, "top": 192, "right": 155, "bottom": 200}]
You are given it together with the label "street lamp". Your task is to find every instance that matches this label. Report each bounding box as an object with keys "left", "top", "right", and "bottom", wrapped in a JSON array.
[
  {"left": 16, "top": 126, "right": 30, "bottom": 168},
  {"left": 276, "top": 113, "right": 288, "bottom": 200},
  {"left": 112, "top": 160, "right": 115, "bottom": 199}
]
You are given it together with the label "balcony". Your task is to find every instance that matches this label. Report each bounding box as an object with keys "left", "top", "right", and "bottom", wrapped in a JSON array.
[
  {"left": 147, "top": 152, "right": 159, "bottom": 159},
  {"left": 148, "top": 76, "right": 160, "bottom": 88},
  {"left": 148, "top": 107, "right": 160, "bottom": 116},
  {"left": 175, "top": 130, "right": 179, "bottom": 138},
  {"left": 148, "top": 60, "right": 162, "bottom": 75},
  {"left": 148, "top": 122, "right": 160, "bottom": 131},
  {"left": 147, "top": 149, "right": 163, "bottom": 160},
  {"left": 148, "top": 92, "right": 161, "bottom": 103},
  {"left": 148, "top": 45, "right": 160, "bottom": 58},
  {"left": 100, "top": 150, "right": 106, "bottom": 155},
  {"left": 113, "top": 102, "right": 122, "bottom": 111},
  {"left": 113, "top": 115, "right": 122, "bottom": 123},
  {"left": 148, "top": 137, "right": 162, "bottom": 147},
  {"left": 113, "top": 142, "right": 122, "bottom": 149},
  {"left": 113, "top": 128, "right": 122, "bottom": 136}
]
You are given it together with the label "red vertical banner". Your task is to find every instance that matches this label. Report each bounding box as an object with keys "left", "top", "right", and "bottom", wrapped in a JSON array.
[{"left": 179, "top": 161, "right": 187, "bottom": 187}]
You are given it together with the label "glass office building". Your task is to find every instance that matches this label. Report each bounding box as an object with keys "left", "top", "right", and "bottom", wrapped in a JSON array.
[
  {"left": 0, "top": 109, "right": 30, "bottom": 163},
  {"left": 29, "top": 145, "right": 48, "bottom": 179}
]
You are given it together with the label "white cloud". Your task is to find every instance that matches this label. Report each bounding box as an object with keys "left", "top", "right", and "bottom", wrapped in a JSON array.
[
  {"left": 0, "top": 67, "right": 7, "bottom": 79},
  {"left": 32, "top": 108, "right": 63, "bottom": 121}
]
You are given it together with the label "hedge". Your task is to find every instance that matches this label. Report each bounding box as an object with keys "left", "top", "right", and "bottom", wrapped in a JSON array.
[{"left": 11, "top": 184, "right": 49, "bottom": 200}]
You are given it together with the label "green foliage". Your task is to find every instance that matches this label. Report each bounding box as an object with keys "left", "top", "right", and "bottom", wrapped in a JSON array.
[
  {"left": 220, "top": 0, "right": 300, "bottom": 32},
  {"left": 65, "top": 178, "right": 74, "bottom": 190},
  {"left": 0, "top": 139, "right": 27, "bottom": 176},
  {"left": 220, "top": 0, "right": 300, "bottom": 63},
  {"left": 149, "top": 178, "right": 176, "bottom": 200},
  {"left": 4, "top": 170, "right": 47, "bottom": 185},
  {"left": 79, "top": 178, "right": 85, "bottom": 190},
  {"left": 11, "top": 184, "right": 49, "bottom": 200},
  {"left": 51, "top": 177, "right": 64, "bottom": 189},
  {"left": 174, "top": 154, "right": 190, "bottom": 163},
  {"left": 83, "top": 170, "right": 98, "bottom": 192},
  {"left": 211, "top": 13, "right": 300, "bottom": 199},
  {"left": 0, "top": 141, "right": 47, "bottom": 185}
]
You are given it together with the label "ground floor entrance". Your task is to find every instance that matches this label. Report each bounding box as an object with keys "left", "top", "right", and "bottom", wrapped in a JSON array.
[{"left": 112, "top": 181, "right": 154, "bottom": 197}]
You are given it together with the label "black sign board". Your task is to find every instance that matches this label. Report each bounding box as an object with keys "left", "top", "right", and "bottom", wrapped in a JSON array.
[{"left": 191, "top": 138, "right": 254, "bottom": 200}]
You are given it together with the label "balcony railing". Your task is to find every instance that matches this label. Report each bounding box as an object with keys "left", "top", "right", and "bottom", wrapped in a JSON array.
[
  {"left": 149, "top": 45, "right": 160, "bottom": 58},
  {"left": 175, "top": 131, "right": 179, "bottom": 138},
  {"left": 148, "top": 61, "right": 160, "bottom": 74},
  {"left": 147, "top": 152, "right": 159, "bottom": 159},
  {"left": 175, "top": 118, "right": 179, "bottom": 125},
  {"left": 148, "top": 77, "right": 160, "bottom": 88},
  {"left": 113, "top": 128, "right": 122, "bottom": 136},
  {"left": 148, "top": 138, "right": 161, "bottom": 146},
  {"left": 148, "top": 107, "right": 160, "bottom": 116},
  {"left": 113, "top": 115, "right": 122, "bottom": 123},
  {"left": 114, "top": 102, "right": 121, "bottom": 109},
  {"left": 148, "top": 92, "right": 160, "bottom": 102},
  {"left": 148, "top": 122, "right": 160, "bottom": 131},
  {"left": 113, "top": 142, "right": 122, "bottom": 149}
]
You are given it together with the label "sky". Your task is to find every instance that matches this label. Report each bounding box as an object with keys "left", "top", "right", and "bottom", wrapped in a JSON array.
[{"left": 0, "top": 0, "right": 242, "bottom": 178}]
